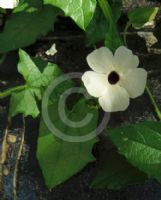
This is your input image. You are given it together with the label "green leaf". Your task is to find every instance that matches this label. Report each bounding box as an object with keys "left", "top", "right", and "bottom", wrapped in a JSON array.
[
  {"left": 111, "top": 0, "right": 122, "bottom": 23},
  {"left": 9, "top": 50, "right": 60, "bottom": 118},
  {"left": 105, "top": 23, "right": 122, "bottom": 52},
  {"left": 86, "top": 7, "right": 108, "bottom": 46},
  {"left": 21, "top": 0, "right": 43, "bottom": 7},
  {"left": 37, "top": 98, "right": 98, "bottom": 189},
  {"left": 9, "top": 89, "right": 40, "bottom": 118},
  {"left": 41, "top": 62, "right": 61, "bottom": 87},
  {"left": 91, "top": 146, "right": 147, "bottom": 189},
  {"left": 128, "top": 7, "right": 159, "bottom": 28},
  {"left": 44, "top": 0, "right": 97, "bottom": 30},
  {"left": 14, "top": 0, "right": 43, "bottom": 12},
  {"left": 0, "top": 4, "right": 60, "bottom": 53},
  {"left": 18, "top": 49, "right": 42, "bottom": 89},
  {"left": 108, "top": 121, "right": 161, "bottom": 183},
  {"left": 86, "top": 1, "right": 121, "bottom": 46},
  {"left": 18, "top": 49, "right": 60, "bottom": 95}
]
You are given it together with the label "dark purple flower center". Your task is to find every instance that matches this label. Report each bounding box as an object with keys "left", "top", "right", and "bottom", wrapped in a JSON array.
[{"left": 108, "top": 71, "right": 120, "bottom": 85}]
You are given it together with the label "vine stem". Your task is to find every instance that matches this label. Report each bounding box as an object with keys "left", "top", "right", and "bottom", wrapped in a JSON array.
[
  {"left": 123, "top": 20, "right": 161, "bottom": 121},
  {"left": 98, "top": 0, "right": 122, "bottom": 48},
  {"left": 0, "top": 85, "right": 27, "bottom": 99},
  {"left": 98, "top": 0, "right": 113, "bottom": 22},
  {"left": 123, "top": 21, "right": 131, "bottom": 46},
  {"left": 146, "top": 86, "right": 161, "bottom": 120}
]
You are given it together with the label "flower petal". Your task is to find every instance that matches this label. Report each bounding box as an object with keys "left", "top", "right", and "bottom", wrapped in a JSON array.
[
  {"left": 82, "top": 71, "right": 107, "bottom": 98},
  {"left": 98, "top": 85, "right": 130, "bottom": 112},
  {"left": 0, "top": 0, "right": 18, "bottom": 8},
  {"left": 119, "top": 68, "right": 147, "bottom": 98},
  {"left": 87, "top": 47, "right": 114, "bottom": 73},
  {"left": 114, "top": 46, "right": 139, "bottom": 71}
]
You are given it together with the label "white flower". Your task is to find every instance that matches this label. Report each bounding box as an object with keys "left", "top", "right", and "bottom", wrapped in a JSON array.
[
  {"left": 82, "top": 46, "right": 147, "bottom": 112},
  {"left": 45, "top": 43, "right": 57, "bottom": 56},
  {"left": 0, "top": 0, "right": 19, "bottom": 9}
]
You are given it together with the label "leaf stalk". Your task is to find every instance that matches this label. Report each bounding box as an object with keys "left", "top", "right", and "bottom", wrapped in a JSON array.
[
  {"left": 0, "top": 85, "right": 27, "bottom": 99},
  {"left": 146, "top": 86, "right": 161, "bottom": 121}
]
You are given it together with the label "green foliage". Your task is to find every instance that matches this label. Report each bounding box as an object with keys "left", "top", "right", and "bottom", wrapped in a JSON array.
[
  {"left": 86, "top": 0, "right": 122, "bottom": 47},
  {"left": 104, "top": 0, "right": 122, "bottom": 51},
  {"left": 44, "top": 0, "right": 97, "bottom": 30},
  {"left": 10, "top": 89, "right": 40, "bottom": 118},
  {"left": 1, "top": 0, "right": 161, "bottom": 191},
  {"left": 111, "top": 0, "right": 122, "bottom": 23},
  {"left": 9, "top": 49, "right": 60, "bottom": 118},
  {"left": 16, "top": 0, "right": 43, "bottom": 9},
  {"left": 108, "top": 121, "right": 161, "bottom": 183},
  {"left": 105, "top": 23, "right": 122, "bottom": 52},
  {"left": 128, "top": 7, "right": 159, "bottom": 28},
  {"left": 37, "top": 98, "right": 99, "bottom": 189},
  {"left": 91, "top": 145, "right": 147, "bottom": 189},
  {"left": 86, "top": 7, "right": 108, "bottom": 46},
  {"left": 0, "top": 0, "right": 60, "bottom": 53}
]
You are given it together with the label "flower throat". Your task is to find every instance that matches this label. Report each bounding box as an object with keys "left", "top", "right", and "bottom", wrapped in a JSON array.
[{"left": 108, "top": 71, "right": 120, "bottom": 85}]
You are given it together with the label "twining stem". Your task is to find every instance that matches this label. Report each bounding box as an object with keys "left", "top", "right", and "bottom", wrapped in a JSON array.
[
  {"left": 98, "top": 0, "right": 114, "bottom": 22},
  {"left": 146, "top": 86, "right": 161, "bottom": 120},
  {"left": 123, "top": 21, "right": 131, "bottom": 46},
  {"left": 0, "top": 85, "right": 27, "bottom": 99},
  {"left": 123, "top": 21, "right": 161, "bottom": 120}
]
